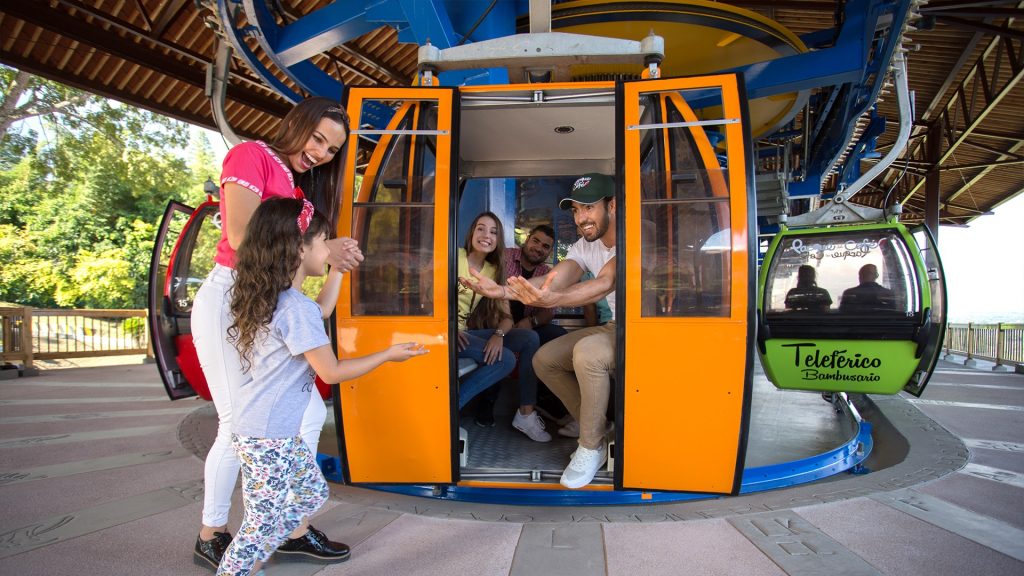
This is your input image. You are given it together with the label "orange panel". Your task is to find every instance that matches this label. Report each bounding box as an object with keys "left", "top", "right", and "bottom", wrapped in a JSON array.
[
  {"left": 337, "top": 87, "right": 456, "bottom": 484},
  {"left": 336, "top": 320, "right": 451, "bottom": 483},
  {"left": 620, "top": 74, "right": 751, "bottom": 494},
  {"left": 621, "top": 321, "right": 747, "bottom": 491}
]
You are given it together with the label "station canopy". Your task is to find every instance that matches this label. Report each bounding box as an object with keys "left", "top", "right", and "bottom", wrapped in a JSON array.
[{"left": 2, "top": 0, "right": 1021, "bottom": 226}]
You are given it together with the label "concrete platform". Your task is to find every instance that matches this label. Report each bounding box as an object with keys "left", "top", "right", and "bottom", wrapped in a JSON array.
[{"left": 0, "top": 360, "right": 1021, "bottom": 575}]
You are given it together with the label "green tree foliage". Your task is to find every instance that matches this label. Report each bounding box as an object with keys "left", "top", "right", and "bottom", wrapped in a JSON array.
[{"left": 0, "top": 66, "right": 219, "bottom": 308}]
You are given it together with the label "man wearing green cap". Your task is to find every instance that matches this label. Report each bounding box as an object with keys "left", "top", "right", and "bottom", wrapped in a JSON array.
[{"left": 461, "top": 173, "right": 617, "bottom": 489}]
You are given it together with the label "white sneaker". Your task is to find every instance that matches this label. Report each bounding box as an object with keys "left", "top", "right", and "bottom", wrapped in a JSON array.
[
  {"left": 512, "top": 411, "right": 551, "bottom": 442},
  {"left": 560, "top": 443, "right": 607, "bottom": 489},
  {"left": 557, "top": 418, "right": 580, "bottom": 438}
]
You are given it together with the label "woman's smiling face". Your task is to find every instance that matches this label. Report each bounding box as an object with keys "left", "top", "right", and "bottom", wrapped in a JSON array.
[
  {"left": 470, "top": 215, "right": 499, "bottom": 255},
  {"left": 288, "top": 117, "right": 347, "bottom": 173}
]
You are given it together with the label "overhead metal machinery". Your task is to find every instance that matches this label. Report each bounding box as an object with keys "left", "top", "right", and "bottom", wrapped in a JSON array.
[{"left": 203, "top": 0, "right": 922, "bottom": 221}]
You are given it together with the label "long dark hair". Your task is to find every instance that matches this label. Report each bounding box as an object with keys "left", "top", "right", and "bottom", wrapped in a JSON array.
[
  {"left": 269, "top": 97, "right": 351, "bottom": 229},
  {"left": 464, "top": 212, "right": 509, "bottom": 329},
  {"left": 228, "top": 197, "right": 332, "bottom": 371}
]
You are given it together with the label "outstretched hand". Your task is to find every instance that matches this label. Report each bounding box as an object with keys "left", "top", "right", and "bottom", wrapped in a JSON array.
[
  {"left": 507, "top": 270, "right": 558, "bottom": 307},
  {"left": 387, "top": 342, "right": 429, "bottom": 362},
  {"left": 458, "top": 267, "right": 506, "bottom": 299},
  {"left": 326, "top": 237, "right": 364, "bottom": 273}
]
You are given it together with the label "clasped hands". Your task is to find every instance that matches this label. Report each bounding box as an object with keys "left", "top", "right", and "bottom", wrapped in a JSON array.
[{"left": 325, "top": 237, "right": 364, "bottom": 273}]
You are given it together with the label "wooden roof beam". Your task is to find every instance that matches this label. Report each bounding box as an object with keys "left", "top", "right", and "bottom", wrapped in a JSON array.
[
  {"left": 32, "top": 0, "right": 274, "bottom": 94},
  {"left": 151, "top": 0, "right": 190, "bottom": 39},
  {"left": 901, "top": 33, "right": 1024, "bottom": 204},
  {"left": 0, "top": 1, "right": 289, "bottom": 117},
  {"left": 943, "top": 139, "right": 1024, "bottom": 205},
  {"left": 881, "top": 2, "right": 1015, "bottom": 189}
]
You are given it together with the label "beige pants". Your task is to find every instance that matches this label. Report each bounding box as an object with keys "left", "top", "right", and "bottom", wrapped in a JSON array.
[{"left": 533, "top": 322, "right": 615, "bottom": 450}]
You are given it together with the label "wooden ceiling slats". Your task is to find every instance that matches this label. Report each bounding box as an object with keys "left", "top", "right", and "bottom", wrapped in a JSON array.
[
  {"left": 175, "top": 87, "right": 203, "bottom": 114},
  {"left": 358, "top": 28, "right": 393, "bottom": 56},
  {"left": 114, "top": 62, "right": 136, "bottom": 91},
  {"left": 132, "top": 0, "right": 154, "bottom": 33},
  {"left": 23, "top": 26, "right": 42, "bottom": 61},
  {"left": 39, "top": 28, "right": 60, "bottom": 63},
  {"left": 151, "top": 0, "right": 189, "bottom": 39},
  {"left": 135, "top": 67, "right": 158, "bottom": 99},
  {"left": 153, "top": 75, "right": 178, "bottom": 102},
  {"left": 1, "top": 16, "right": 21, "bottom": 52},
  {"left": 57, "top": 38, "right": 80, "bottom": 70},
  {"left": 231, "top": 106, "right": 263, "bottom": 136},
  {"left": 110, "top": 1, "right": 131, "bottom": 26},
  {"left": 100, "top": 53, "right": 126, "bottom": 86},
  {"left": 86, "top": 52, "right": 110, "bottom": 81}
]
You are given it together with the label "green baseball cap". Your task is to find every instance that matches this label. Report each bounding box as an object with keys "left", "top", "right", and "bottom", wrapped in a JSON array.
[{"left": 559, "top": 173, "right": 614, "bottom": 210}]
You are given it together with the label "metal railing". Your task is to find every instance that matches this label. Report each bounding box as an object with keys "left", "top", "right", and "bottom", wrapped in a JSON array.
[
  {"left": 943, "top": 323, "right": 1024, "bottom": 370},
  {"left": 1, "top": 307, "right": 151, "bottom": 370},
  {"left": 3, "top": 308, "right": 1022, "bottom": 374}
]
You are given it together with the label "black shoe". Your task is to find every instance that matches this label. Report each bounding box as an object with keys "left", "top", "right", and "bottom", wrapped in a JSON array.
[
  {"left": 193, "top": 531, "right": 232, "bottom": 571},
  {"left": 475, "top": 397, "right": 495, "bottom": 427},
  {"left": 277, "top": 525, "right": 351, "bottom": 562}
]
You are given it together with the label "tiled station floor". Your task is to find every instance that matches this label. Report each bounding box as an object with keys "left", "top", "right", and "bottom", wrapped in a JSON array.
[{"left": 0, "top": 358, "right": 1021, "bottom": 575}]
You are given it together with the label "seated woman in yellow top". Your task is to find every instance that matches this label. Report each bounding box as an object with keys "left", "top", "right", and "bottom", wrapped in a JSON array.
[{"left": 457, "top": 212, "right": 549, "bottom": 442}]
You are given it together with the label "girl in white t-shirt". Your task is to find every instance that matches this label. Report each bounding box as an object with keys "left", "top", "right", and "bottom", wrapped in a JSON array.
[{"left": 218, "top": 198, "right": 426, "bottom": 576}]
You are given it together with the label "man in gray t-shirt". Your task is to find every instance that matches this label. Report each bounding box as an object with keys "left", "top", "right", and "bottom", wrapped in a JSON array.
[
  {"left": 460, "top": 173, "right": 618, "bottom": 490},
  {"left": 232, "top": 288, "right": 330, "bottom": 439}
]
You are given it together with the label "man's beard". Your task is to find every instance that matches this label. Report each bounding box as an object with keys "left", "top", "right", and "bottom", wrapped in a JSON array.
[
  {"left": 523, "top": 249, "right": 547, "bottom": 266},
  {"left": 580, "top": 214, "right": 609, "bottom": 242}
]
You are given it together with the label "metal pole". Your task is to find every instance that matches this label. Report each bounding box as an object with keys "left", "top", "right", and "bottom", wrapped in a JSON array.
[
  {"left": 965, "top": 322, "right": 977, "bottom": 367},
  {"left": 838, "top": 55, "right": 911, "bottom": 202},
  {"left": 995, "top": 323, "right": 1005, "bottom": 368},
  {"left": 925, "top": 120, "right": 942, "bottom": 240}
]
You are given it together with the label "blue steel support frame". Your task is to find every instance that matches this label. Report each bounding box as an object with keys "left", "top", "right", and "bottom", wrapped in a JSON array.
[
  {"left": 785, "top": 0, "right": 914, "bottom": 196},
  {"left": 209, "top": 0, "right": 904, "bottom": 504},
  {"left": 314, "top": 393, "right": 873, "bottom": 505},
  {"left": 274, "top": 4, "right": 397, "bottom": 67},
  {"left": 243, "top": 0, "right": 355, "bottom": 101},
  {"left": 218, "top": 0, "right": 511, "bottom": 107},
  {"left": 216, "top": 0, "right": 303, "bottom": 103},
  {"left": 218, "top": 0, "right": 911, "bottom": 143},
  {"left": 835, "top": 109, "right": 886, "bottom": 192}
]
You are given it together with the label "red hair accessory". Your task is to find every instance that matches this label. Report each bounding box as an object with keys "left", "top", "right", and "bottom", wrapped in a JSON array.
[{"left": 297, "top": 199, "right": 315, "bottom": 234}]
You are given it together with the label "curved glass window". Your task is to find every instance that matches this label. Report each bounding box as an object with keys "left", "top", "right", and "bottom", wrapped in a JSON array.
[
  {"left": 639, "top": 90, "right": 732, "bottom": 317},
  {"left": 350, "top": 101, "right": 438, "bottom": 316},
  {"left": 170, "top": 205, "right": 220, "bottom": 314},
  {"left": 764, "top": 229, "right": 921, "bottom": 318}
]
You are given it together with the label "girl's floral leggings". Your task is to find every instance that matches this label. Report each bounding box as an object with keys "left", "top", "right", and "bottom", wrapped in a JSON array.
[{"left": 216, "top": 434, "right": 328, "bottom": 575}]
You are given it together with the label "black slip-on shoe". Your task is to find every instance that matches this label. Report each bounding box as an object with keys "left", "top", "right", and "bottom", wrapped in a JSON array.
[
  {"left": 277, "top": 525, "right": 351, "bottom": 562},
  {"left": 193, "top": 531, "right": 232, "bottom": 571}
]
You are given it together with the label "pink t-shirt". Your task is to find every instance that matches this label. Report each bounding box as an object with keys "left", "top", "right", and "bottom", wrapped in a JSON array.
[{"left": 214, "top": 141, "right": 301, "bottom": 268}]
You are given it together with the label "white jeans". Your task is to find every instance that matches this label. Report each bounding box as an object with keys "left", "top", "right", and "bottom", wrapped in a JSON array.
[{"left": 192, "top": 264, "right": 328, "bottom": 528}]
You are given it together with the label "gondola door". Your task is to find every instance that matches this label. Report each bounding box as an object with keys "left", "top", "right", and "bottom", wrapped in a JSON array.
[
  {"left": 148, "top": 199, "right": 220, "bottom": 401},
  {"left": 618, "top": 74, "right": 754, "bottom": 494},
  {"left": 904, "top": 225, "right": 947, "bottom": 397},
  {"left": 335, "top": 87, "right": 456, "bottom": 484}
]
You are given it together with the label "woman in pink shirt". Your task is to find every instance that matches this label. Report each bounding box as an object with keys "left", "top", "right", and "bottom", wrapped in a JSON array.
[{"left": 192, "top": 97, "right": 361, "bottom": 570}]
